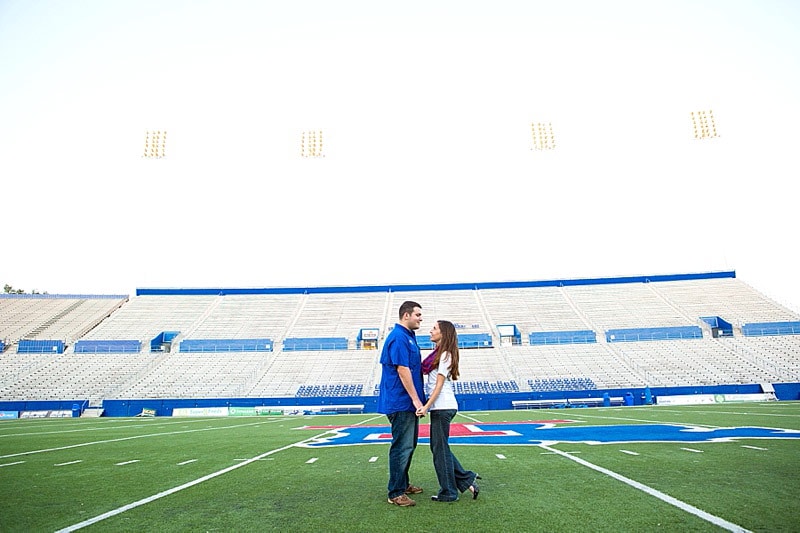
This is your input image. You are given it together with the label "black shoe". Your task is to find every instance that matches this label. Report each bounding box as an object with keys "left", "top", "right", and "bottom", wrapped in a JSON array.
[
  {"left": 431, "top": 495, "right": 458, "bottom": 502},
  {"left": 475, "top": 474, "right": 482, "bottom": 480},
  {"left": 469, "top": 482, "right": 480, "bottom": 500}
]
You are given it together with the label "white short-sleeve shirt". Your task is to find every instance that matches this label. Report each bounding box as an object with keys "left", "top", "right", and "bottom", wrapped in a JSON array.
[{"left": 424, "top": 351, "right": 458, "bottom": 410}]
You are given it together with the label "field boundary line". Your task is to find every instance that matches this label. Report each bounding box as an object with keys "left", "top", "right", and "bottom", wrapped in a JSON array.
[
  {"left": 570, "top": 413, "right": 720, "bottom": 427},
  {"left": 0, "top": 419, "right": 285, "bottom": 459},
  {"left": 539, "top": 444, "right": 751, "bottom": 533},
  {"left": 54, "top": 428, "right": 339, "bottom": 533},
  {"left": 0, "top": 417, "right": 235, "bottom": 438}
]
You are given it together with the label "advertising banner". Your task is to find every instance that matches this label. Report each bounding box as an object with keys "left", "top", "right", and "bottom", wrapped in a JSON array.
[
  {"left": 171, "top": 407, "right": 230, "bottom": 417},
  {"left": 228, "top": 407, "right": 257, "bottom": 416},
  {"left": 657, "top": 393, "right": 775, "bottom": 406},
  {"left": 20, "top": 410, "right": 72, "bottom": 418}
]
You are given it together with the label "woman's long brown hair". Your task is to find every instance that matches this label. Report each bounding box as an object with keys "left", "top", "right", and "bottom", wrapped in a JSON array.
[{"left": 432, "top": 320, "right": 460, "bottom": 381}]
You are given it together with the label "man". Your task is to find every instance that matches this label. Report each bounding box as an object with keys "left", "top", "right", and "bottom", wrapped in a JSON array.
[{"left": 378, "top": 300, "right": 425, "bottom": 507}]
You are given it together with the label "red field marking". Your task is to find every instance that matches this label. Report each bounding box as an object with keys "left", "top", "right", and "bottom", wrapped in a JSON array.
[{"left": 303, "top": 420, "right": 574, "bottom": 439}]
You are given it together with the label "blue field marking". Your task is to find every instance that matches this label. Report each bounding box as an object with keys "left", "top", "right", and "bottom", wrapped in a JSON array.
[{"left": 299, "top": 422, "right": 800, "bottom": 447}]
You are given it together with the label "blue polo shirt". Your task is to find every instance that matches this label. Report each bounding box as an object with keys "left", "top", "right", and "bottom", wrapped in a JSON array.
[{"left": 377, "top": 323, "right": 425, "bottom": 414}]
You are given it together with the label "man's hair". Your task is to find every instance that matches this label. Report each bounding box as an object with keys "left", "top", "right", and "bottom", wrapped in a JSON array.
[{"left": 398, "top": 300, "right": 421, "bottom": 320}]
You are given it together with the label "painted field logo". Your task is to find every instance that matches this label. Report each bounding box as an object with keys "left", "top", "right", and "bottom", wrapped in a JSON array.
[{"left": 298, "top": 421, "right": 800, "bottom": 448}]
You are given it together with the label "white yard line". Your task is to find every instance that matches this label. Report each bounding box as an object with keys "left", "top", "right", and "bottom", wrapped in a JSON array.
[
  {"left": 456, "top": 412, "right": 484, "bottom": 423},
  {"left": 645, "top": 408, "right": 800, "bottom": 418},
  {"left": 569, "top": 413, "right": 720, "bottom": 427},
  {"left": 54, "top": 428, "right": 339, "bottom": 533},
  {"left": 540, "top": 444, "right": 751, "bottom": 533},
  {"left": 0, "top": 419, "right": 282, "bottom": 460},
  {"left": 0, "top": 417, "right": 230, "bottom": 438}
]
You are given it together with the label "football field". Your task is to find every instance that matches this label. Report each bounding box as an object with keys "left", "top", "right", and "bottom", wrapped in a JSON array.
[{"left": 1, "top": 402, "right": 799, "bottom": 532}]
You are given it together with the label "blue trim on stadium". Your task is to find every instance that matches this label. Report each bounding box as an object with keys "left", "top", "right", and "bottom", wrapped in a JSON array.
[
  {"left": 135, "top": 270, "right": 736, "bottom": 296},
  {"left": 2, "top": 382, "right": 798, "bottom": 417}
]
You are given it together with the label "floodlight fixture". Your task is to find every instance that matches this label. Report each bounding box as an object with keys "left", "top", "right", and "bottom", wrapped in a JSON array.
[
  {"left": 142, "top": 130, "right": 167, "bottom": 158},
  {"left": 300, "top": 130, "right": 325, "bottom": 158},
  {"left": 530, "top": 122, "right": 556, "bottom": 151},
  {"left": 690, "top": 110, "right": 719, "bottom": 140}
]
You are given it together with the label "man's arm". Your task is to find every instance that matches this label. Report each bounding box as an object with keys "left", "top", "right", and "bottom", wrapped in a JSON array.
[{"left": 397, "top": 365, "right": 423, "bottom": 410}]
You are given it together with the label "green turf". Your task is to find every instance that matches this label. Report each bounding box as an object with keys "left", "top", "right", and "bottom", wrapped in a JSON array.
[{"left": 1, "top": 403, "right": 798, "bottom": 532}]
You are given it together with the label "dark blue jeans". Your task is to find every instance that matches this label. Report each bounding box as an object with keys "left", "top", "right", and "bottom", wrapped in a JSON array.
[
  {"left": 387, "top": 410, "right": 419, "bottom": 498},
  {"left": 429, "top": 409, "right": 477, "bottom": 501}
]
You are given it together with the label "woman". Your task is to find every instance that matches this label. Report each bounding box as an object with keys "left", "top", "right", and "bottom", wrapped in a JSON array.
[{"left": 416, "top": 320, "right": 480, "bottom": 502}]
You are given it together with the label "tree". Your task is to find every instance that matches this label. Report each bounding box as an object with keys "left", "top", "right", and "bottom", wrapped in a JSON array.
[{"left": 4, "top": 284, "right": 28, "bottom": 294}]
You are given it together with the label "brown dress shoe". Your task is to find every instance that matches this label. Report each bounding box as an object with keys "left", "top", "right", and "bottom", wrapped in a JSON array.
[
  {"left": 388, "top": 494, "right": 416, "bottom": 506},
  {"left": 404, "top": 484, "right": 423, "bottom": 494}
]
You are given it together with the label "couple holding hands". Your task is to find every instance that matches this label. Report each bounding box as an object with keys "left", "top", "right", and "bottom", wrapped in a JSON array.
[{"left": 378, "top": 300, "right": 481, "bottom": 506}]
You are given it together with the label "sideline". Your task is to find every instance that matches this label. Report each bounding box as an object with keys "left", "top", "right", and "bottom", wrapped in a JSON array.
[
  {"left": 54, "top": 427, "right": 339, "bottom": 533},
  {"left": 0, "top": 416, "right": 241, "bottom": 439},
  {"left": 570, "top": 413, "right": 721, "bottom": 427},
  {"left": 0, "top": 418, "right": 287, "bottom": 459},
  {"left": 540, "top": 444, "right": 752, "bottom": 533}
]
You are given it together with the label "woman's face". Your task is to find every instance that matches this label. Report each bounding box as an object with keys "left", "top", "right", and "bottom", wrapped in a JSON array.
[{"left": 429, "top": 322, "right": 442, "bottom": 343}]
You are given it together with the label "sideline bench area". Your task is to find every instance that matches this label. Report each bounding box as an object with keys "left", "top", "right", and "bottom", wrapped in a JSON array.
[{"left": 512, "top": 397, "right": 624, "bottom": 409}]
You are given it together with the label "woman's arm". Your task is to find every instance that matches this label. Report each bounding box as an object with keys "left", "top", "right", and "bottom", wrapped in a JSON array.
[
  {"left": 417, "top": 352, "right": 449, "bottom": 416},
  {"left": 417, "top": 373, "right": 445, "bottom": 417}
]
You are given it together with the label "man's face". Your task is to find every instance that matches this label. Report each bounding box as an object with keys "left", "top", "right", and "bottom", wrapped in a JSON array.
[{"left": 403, "top": 307, "right": 423, "bottom": 331}]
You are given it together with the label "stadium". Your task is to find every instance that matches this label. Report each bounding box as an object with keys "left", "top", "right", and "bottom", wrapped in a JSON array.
[
  {"left": 2, "top": 270, "right": 800, "bottom": 417},
  {"left": 2, "top": 272, "right": 800, "bottom": 531},
  {"left": 3, "top": 2, "right": 800, "bottom": 531}
]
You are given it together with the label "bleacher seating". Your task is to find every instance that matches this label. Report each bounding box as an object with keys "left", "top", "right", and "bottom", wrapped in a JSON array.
[
  {"left": 179, "top": 338, "right": 273, "bottom": 352},
  {"left": 386, "top": 289, "right": 491, "bottom": 335},
  {"left": 453, "top": 380, "right": 519, "bottom": 394},
  {"left": 653, "top": 277, "right": 798, "bottom": 326},
  {"left": 529, "top": 330, "right": 596, "bottom": 345},
  {"left": 0, "top": 294, "right": 127, "bottom": 345},
  {"left": 529, "top": 377, "right": 597, "bottom": 392},
  {"left": 74, "top": 340, "right": 141, "bottom": 354},
  {"left": 110, "top": 352, "right": 266, "bottom": 399},
  {"left": 282, "top": 337, "right": 348, "bottom": 351},
  {"left": 416, "top": 332, "right": 493, "bottom": 349},
  {"left": 296, "top": 384, "right": 364, "bottom": 397},
  {"left": 741, "top": 321, "right": 800, "bottom": 336},
  {"left": 17, "top": 339, "right": 65, "bottom": 354},
  {"left": 2, "top": 272, "right": 799, "bottom": 403},
  {"left": 505, "top": 344, "right": 643, "bottom": 390},
  {"left": 248, "top": 350, "right": 377, "bottom": 398},
  {"left": 606, "top": 326, "right": 703, "bottom": 342}
]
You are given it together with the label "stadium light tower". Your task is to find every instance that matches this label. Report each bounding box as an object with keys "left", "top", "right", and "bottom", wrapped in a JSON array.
[
  {"left": 142, "top": 130, "right": 167, "bottom": 158},
  {"left": 300, "top": 130, "right": 325, "bottom": 158},
  {"left": 530, "top": 121, "right": 556, "bottom": 151},
  {"left": 690, "top": 110, "right": 719, "bottom": 140}
]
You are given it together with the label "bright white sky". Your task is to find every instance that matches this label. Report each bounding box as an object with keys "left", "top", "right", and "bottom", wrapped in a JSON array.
[{"left": 1, "top": 0, "right": 799, "bottom": 312}]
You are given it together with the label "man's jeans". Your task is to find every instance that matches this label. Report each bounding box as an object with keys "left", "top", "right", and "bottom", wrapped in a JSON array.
[
  {"left": 429, "top": 409, "right": 476, "bottom": 501},
  {"left": 387, "top": 410, "right": 419, "bottom": 498}
]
